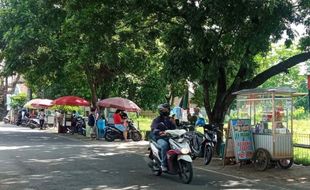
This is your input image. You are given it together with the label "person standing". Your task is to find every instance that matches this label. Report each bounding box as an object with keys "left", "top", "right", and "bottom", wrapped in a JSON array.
[
  {"left": 88, "top": 108, "right": 96, "bottom": 139},
  {"left": 38, "top": 109, "right": 45, "bottom": 130}
]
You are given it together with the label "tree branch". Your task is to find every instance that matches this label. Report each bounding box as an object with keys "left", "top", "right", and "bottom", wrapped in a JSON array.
[
  {"left": 8, "top": 74, "right": 21, "bottom": 94},
  {"left": 241, "top": 52, "right": 310, "bottom": 89}
]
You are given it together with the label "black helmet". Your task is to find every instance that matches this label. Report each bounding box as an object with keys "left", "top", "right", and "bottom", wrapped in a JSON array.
[
  {"left": 121, "top": 112, "right": 128, "bottom": 119},
  {"left": 158, "top": 103, "right": 170, "bottom": 117}
]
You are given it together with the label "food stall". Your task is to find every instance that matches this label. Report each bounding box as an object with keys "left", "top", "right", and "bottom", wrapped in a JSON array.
[{"left": 231, "top": 88, "right": 296, "bottom": 171}]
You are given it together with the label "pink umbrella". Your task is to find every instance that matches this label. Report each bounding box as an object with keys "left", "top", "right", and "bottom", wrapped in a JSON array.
[
  {"left": 52, "top": 96, "right": 90, "bottom": 106},
  {"left": 98, "top": 97, "right": 141, "bottom": 112},
  {"left": 24, "top": 98, "right": 53, "bottom": 109}
]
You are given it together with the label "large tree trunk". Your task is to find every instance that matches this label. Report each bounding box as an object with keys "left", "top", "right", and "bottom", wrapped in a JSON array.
[
  {"left": 89, "top": 83, "right": 98, "bottom": 108},
  {"left": 204, "top": 51, "right": 310, "bottom": 155},
  {"left": 83, "top": 64, "right": 98, "bottom": 107}
]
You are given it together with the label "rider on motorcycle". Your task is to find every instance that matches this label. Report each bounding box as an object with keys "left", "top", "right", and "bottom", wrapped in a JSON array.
[{"left": 150, "top": 103, "right": 176, "bottom": 171}]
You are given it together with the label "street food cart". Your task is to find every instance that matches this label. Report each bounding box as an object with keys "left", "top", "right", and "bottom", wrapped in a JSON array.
[{"left": 232, "top": 88, "right": 296, "bottom": 171}]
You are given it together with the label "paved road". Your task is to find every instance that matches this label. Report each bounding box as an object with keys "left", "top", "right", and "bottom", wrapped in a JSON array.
[{"left": 0, "top": 124, "right": 307, "bottom": 190}]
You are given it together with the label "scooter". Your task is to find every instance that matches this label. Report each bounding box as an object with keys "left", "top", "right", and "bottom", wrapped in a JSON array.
[
  {"left": 3, "top": 116, "right": 10, "bottom": 124},
  {"left": 27, "top": 118, "right": 43, "bottom": 129},
  {"left": 105, "top": 119, "right": 142, "bottom": 142},
  {"left": 76, "top": 116, "right": 86, "bottom": 136},
  {"left": 148, "top": 129, "right": 193, "bottom": 184},
  {"left": 185, "top": 122, "right": 220, "bottom": 165}
]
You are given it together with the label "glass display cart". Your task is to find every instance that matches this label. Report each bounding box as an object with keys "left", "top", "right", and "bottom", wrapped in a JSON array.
[{"left": 233, "top": 88, "right": 295, "bottom": 171}]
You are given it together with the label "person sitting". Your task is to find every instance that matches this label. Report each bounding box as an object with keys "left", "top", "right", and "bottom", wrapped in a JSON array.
[
  {"left": 113, "top": 109, "right": 128, "bottom": 141},
  {"left": 150, "top": 103, "right": 176, "bottom": 172}
]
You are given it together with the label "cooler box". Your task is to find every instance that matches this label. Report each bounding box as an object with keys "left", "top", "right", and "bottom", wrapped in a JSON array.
[{"left": 97, "top": 119, "right": 106, "bottom": 138}]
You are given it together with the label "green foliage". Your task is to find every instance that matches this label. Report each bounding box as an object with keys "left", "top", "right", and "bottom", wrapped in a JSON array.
[
  {"left": 9, "top": 93, "right": 27, "bottom": 109},
  {"left": 0, "top": 0, "right": 309, "bottom": 125},
  {"left": 49, "top": 105, "right": 84, "bottom": 113},
  {"left": 0, "top": 0, "right": 174, "bottom": 108},
  {"left": 293, "top": 107, "right": 307, "bottom": 119},
  {"left": 257, "top": 45, "right": 309, "bottom": 110}
]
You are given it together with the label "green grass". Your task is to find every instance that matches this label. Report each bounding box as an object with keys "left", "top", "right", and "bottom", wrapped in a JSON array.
[
  {"left": 293, "top": 119, "right": 310, "bottom": 134},
  {"left": 135, "top": 117, "right": 152, "bottom": 131},
  {"left": 294, "top": 147, "right": 310, "bottom": 166}
]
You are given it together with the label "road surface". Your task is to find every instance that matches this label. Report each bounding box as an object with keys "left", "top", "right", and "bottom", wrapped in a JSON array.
[{"left": 0, "top": 124, "right": 308, "bottom": 190}]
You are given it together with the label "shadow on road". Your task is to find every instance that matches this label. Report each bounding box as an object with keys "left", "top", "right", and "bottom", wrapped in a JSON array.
[{"left": 0, "top": 125, "right": 309, "bottom": 190}]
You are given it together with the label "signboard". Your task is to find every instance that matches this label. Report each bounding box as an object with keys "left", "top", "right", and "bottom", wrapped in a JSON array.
[{"left": 230, "top": 119, "right": 255, "bottom": 161}]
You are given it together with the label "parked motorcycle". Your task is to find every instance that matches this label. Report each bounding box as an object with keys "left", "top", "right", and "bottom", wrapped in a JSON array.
[
  {"left": 148, "top": 129, "right": 193, "bottom": 184},
  {"left": 185, "top": 120, "right": 220, "bottom": 165},
  {"left": 76, "top": 116, "right": 86, "bottom": 136},
  {"left": 105, "top": 119, "right": 142, "bottom": 142},
  {"left": 27, "top": 118, "right": 41, "bottom": 129},
  {"left": 3, "top": 116, "right": 10, "bottom": 124}
]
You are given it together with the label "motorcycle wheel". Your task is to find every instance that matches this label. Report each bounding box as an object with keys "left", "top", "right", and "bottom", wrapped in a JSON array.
[
  {"left": 28, "top": 122, "right": 36, "bottom": 129},
  {"left": 191, "top": 154, "right": 197, "bottom": 160},
  {"left": 131, "top": 131, "right": 142, "bottom": 141},
  {"left": 178, "top": 160, "right": 193, "bottom": 184},
  {"left": 150, "top": 159, "right": 162, "bottom": 176},
  {"left": 204, "top": 145, "right": 213, "bottom": 165},
  {"left": 105, "top": 133, "right": 115, "bottom": 142},
  {"left": 277, "top": 158, "right": 293, "bottom": 169}
]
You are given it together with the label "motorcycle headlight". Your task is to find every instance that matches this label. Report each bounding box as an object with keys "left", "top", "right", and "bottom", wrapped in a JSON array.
[{"left": 180, "top": 148, "right": 190, "bottom": 154}]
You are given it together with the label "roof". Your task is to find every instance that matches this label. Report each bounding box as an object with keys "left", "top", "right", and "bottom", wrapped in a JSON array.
[{"left": 232, "top": 87, "right": 297, "bottom": 95}]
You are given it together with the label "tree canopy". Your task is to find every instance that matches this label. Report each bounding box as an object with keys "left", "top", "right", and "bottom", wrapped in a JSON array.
[
  {"left": 136, "top": 0, "right": 310, "bottom": 123},
  {"left": 0, "top": 0, "right": 309, "bottom": 122}
]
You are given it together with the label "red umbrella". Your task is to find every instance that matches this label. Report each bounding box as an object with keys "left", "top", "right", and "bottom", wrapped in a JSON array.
[
  {"left": 52, "top": 96, "right": 90, "bottom": 106},
  {"left": 24, "top": 98, "right": 53, "bottom": 109},
  {"left": 98, "top": 97, "right": 141, "bottom": 112}
]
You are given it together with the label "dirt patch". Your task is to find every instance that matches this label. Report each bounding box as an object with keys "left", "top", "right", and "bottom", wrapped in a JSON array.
[{"left": 194, "top": 157, "right": 310, "bottom": 189}]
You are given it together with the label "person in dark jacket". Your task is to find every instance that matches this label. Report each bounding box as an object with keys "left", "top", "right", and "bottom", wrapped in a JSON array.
[
  {"left": 88, "top": 108, "right": 96, "bottom": 139},
  {"left": 150, "top": 103, "right": 176, "bottom": 171}
]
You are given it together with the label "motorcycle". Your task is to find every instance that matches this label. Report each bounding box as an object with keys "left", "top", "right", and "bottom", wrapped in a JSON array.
[
  {"left": 105, "top": 119, "right": 142, "bottom": 142},
  {"left": 148, "top": 129, "right": 193, "bottom": 184},
  {"left": 3, "top": 116, "right": 10, "bottom": 124},
  {"left": 76, "top": 116, "right": 86, "bottom": 136},
  {"left": 27, "top": 118, "right": 41, "bottom": 129},
  {"left": 185, "top": 122, "right": 220, "bottom": 165}
]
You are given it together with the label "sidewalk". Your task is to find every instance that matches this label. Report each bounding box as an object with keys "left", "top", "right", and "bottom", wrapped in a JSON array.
[{"left": 47, "top": 127, "right": 310, "bottom": 189}]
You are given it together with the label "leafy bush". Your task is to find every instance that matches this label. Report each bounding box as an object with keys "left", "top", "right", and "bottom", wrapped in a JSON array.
[
  {"left": 9, "top": 93, "right": 27, "bottom": 109},
  {"left": 293, "top": 107, "right": 308, "bottom": 119}
]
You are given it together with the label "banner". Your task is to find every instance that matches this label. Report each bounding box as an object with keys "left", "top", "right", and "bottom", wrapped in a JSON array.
[{"left": 230, "top": 119, "right": 255, "bottom": 161}]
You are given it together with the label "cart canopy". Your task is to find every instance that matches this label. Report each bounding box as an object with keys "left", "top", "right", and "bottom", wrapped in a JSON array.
[{"left": 233, "top": 87, "right": 296, "bottom": 96}]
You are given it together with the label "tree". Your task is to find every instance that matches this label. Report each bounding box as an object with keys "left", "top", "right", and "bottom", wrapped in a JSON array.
[
  {"left": 256, "top": 45, "right": 309, "bottom": 111},
  {"left": 0, "top": 0, "right": 173, "bottom": 108},
  {"left": 136, "top": 0, "right": 310, "bottom": 152}
]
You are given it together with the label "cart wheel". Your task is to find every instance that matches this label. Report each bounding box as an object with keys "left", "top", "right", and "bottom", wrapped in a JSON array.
[
  {"left": 254, "top": 149, "right": 270, "bottom": 171},
  {"left": 277, "top": 158, "right": 293, "bottom": 169}
]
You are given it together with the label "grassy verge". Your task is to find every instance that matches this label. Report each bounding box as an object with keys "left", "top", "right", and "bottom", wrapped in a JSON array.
[{"left": 294, "top": 147, "right": 310, "bottom": 166}]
